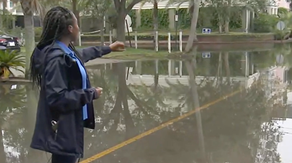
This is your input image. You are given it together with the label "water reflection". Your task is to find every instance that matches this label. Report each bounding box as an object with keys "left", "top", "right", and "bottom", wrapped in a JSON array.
[{"left": 0, "top": 47, "right": 291, "bottom": 163}]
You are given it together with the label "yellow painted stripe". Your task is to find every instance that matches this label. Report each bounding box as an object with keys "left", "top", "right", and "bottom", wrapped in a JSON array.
[{"left": 81, "top": 89, "right": 242, "bottom": 163}]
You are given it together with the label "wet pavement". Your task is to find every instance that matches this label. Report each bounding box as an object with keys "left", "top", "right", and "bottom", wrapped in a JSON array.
[{"left": 1, "top": 44, "right": 292, "bottom": 163}]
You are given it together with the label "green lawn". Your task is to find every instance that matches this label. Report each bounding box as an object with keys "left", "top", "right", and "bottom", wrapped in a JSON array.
[
  {"left": 104, "top": 48, "right": 178, "bottom": 59},
  {"left": 82, "top": 30, "right": 273, "bottom": 37}
]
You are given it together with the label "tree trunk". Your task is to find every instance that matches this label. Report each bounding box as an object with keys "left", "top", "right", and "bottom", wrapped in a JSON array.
[
  {"left": 224, "top": 1, "right": 231, "bottom": 33},
  {"left": 224, "top": 20, "right": 229, "bottom": 33},
  {"left": 153, "top": 0, "right": 158, "bottom": 31},
  {"left": 0, "top": 0, "right": 3, "bottom": 29},
  {"left": 216, "top": 52, "right": 223, "bottom": 86},
  {"left": 218, "top": 15, "right": 223, "bottom": 33},
  {"left": 21, "top": 0, "right": 35, "bottom": 78},
  {"left": 153, "top": 0, "right": 159, "bottom": 50},
  {"left": 23, "top": 14, "right": 34, "bottom": 77},
  {"left": 2, "top": 0, "right": 7, "bottom": 29},
  {"left": 154, "top": 60, "right": 159, "bottom": 91},
  {"left": 185, "top": 55, "right": 206, "bottom": 162},
  {"left": 116, "top": 14, "right": 126, "bottom": 42},
  {"left": 224, "top": 52, "right": 230, "bottom": 84},
  {"left": 117, "top": 63, "right": 135, "bottom": 139},
  {"left": 185, "top": 0, "right": 200, "bottom": 52},
  {"left": 114, "top": 0, "right": 143, "bottom": 42},
  {"left": 72, "top": 0, "right": 80, "bottom": 46},
  {"left": 100, "top": 16, "right": 105, "bottom": 45}
]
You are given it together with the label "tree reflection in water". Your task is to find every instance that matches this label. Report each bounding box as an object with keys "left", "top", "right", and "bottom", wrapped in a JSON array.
[
  {"left": 0, "top": 56, "right": 287, "bottom": 163},
  {"left": 84, "top": 58, "right": 284, "bottom": 163},
  {"left": 0, "top": 84, "right": 28, "bottom": 163}
]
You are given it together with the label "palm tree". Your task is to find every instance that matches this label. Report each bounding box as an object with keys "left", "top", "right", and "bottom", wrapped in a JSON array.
[
  {"left": 20, "top": 0, "right": 41, "bottom": 77},
  {"left": 20, "top": 0, "right": 63, "bottom": 77},
  {"left": 0, "top": 50, "right": 25, "bottom": 79}
]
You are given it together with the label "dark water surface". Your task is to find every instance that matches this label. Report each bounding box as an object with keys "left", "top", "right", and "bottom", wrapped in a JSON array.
[{"left": 1, "top": 44, "right": 292, "bottom": 163}]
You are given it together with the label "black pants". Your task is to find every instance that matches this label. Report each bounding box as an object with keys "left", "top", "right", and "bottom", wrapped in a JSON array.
[{"left": 51, "top": 154, "right": 79, "bottom": 163}]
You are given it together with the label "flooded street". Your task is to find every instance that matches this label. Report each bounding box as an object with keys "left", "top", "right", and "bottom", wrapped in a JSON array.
[{"left": 1, "top": 45, "right": 292, "bottom": 163}]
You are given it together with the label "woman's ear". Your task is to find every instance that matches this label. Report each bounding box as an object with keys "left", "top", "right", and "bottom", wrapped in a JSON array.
[{"left": 68, "top": 25, "right": 73, "bottom": 33}]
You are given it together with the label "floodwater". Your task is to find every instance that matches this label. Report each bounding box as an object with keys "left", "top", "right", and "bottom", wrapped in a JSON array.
[{"left": 1, "top": 44, "right": 292, "bottom": 163}]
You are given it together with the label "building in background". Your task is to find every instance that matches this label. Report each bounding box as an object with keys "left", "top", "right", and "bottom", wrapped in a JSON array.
[{"left": 277, "top": 0, "right": 291, "bottom": 10}]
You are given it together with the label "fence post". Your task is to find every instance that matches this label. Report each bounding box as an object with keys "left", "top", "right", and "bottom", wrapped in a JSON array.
[
  {"left": 109, "top": 30, "right": 113, "bottom": 44},
  {"left": 155, "top": 31, "right": 159, "bottom": 52},
  {"left": 135, "top": 31, "right": 138, "bottom": 49},
  {"left": 179, "top": 30, "right": 183, "bottom": 52},
  {"left": 168, "top": 32, "right": 171, "bottom": 53}
]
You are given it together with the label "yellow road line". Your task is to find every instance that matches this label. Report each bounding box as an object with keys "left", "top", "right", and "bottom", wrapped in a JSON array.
[{"left": 81, "top": 89, "right": 242, "bottom": 163}]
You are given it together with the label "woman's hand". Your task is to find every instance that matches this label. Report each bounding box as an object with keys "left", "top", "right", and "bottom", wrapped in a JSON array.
[
  {"left": 96, "top": 87, "right": 103, "bottom": 96},
  {"left": 109, "top": 41, "right": 125, "bottom": 52}
]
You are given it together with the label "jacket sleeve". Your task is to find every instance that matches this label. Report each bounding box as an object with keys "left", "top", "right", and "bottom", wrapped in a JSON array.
[
  {"left": 78, "top": 46, "right": 112, "bottom": 63},
  {"left": 44, "top": 56, "right": 99, "bottom": 113}
]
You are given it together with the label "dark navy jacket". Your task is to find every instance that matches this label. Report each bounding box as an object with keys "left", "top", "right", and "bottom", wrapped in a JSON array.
[{"left": 30, "top": 43, "right": 111, "bottom": 158}]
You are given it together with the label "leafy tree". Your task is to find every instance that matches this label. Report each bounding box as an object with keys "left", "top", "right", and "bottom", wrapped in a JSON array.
[
  {"left": 112, "top": 0, "right": 144, "bottom": 42},
  {"left": 81, "top": 0, "right": 112, "bottom": 45}
]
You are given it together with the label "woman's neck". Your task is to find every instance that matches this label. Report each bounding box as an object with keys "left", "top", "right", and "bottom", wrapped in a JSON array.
[{"left": 58, "top": 38, "right": 71, "bottom": 47}]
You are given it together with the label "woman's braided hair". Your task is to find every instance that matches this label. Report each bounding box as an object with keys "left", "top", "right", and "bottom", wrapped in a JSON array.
[{"left": 30, "top": 6, "right": 81, "bottom": 87}]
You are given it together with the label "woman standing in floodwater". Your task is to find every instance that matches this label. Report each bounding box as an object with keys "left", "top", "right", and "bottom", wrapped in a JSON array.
[{"left": 29, "top": 6, "right": 124, "bottom": 163}]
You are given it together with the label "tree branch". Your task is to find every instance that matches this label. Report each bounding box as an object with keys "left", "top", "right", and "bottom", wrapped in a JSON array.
[
  {"left": 126, "top": 0, "right": 143, "bottom": 14},
  {"left": 114, "top": 0, "right": 120, "bottom": 10}
]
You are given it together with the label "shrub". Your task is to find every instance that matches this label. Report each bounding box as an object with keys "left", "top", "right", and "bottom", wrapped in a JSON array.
[
  {"left": 34, "top": 27, "right": 43, "bottom": 38},
  {"left": 253, "top": 14, "right": 279, "bottom": 33},
  {"left": 0, "top": 50, "right": 25, "bottom": 79},
  {"left": 278, "top": 7, "right": 289, "bottom": 16}
]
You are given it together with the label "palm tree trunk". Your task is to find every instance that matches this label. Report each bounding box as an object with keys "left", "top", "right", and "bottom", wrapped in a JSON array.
[
  {"left": 72, "top": 0, "right": 80, "bottom": 45},
  {"left": 185, "top": 0, "right": 200, "bottom": 52},
  {"left": 0, "top": 0, "right": 4, "bottom": 29},
  {"left": 153, "top": 0, "right": 158, "bottom": 31},
  {"left": 20, "top": 0, "right": 35, "bottom": 78},
  {"left": 23, "top": 14, "right": 34, "bottom": 77},
  {"left": 153, "top": 0, "right": 159, "bottom": 50},
  {"left": 2, "top": 0, "right": 7, "bottom": 29}
]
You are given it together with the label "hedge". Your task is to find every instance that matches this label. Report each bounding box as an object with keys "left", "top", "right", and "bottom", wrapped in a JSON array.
[
  {"left": 129, "top": 7, "right": 243, "bottom": 30},
  {"left": 33, "top": 9, "right": 282, "bottom": 40},
  {"left": 34, "top": 33, "right": 274, "bottom": 42}
]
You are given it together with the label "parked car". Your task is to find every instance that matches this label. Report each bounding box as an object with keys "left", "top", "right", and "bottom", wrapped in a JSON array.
[{"left": 0, "top": 34, "right": 21, "bottom": 52}]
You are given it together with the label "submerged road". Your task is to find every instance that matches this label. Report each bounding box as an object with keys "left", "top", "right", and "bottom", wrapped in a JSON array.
[{"left": 80, "top": 89, "right": 242, "bottom": 163}]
